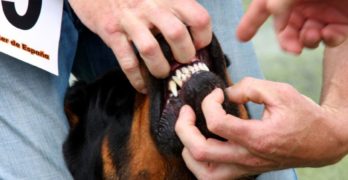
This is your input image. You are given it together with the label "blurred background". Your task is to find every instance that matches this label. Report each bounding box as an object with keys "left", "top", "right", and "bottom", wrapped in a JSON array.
[{"left": 241, "top": 0, "right": 348, "bottom": 179}]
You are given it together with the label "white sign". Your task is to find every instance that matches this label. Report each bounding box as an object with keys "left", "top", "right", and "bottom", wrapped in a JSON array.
[{"left": 0, "top": 0, "right": 64, "bottom": 75}]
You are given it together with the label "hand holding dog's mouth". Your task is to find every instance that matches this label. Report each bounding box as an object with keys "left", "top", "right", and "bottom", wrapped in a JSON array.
[
  {"left": 144, "top": 35, "right": 247, "bottom": 158},
  {"left": 69, "top": 0, "right": 213, "bottom": 94}
]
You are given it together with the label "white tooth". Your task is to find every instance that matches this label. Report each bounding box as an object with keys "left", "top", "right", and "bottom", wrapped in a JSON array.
[
  {"left": 188, "top": 65, "right": 195, "bottom": 73},
  {"left": 182, "top": 74, "right": 189, "bottom": 81},
  {"left": 198, "top": 63, "right": 204, "bottom": 71},
  {"left": 182, "top": 67, "right": 190, "bottom": 75},
  {"left": 203, "top": 63, "right": 209, "bottom": 71},
  {"left": 172, "top": 76, "right": 183, "bottom": 87},
  {"left": 169, "top": 80, "right": 178, "bottom": 97},
  {"left": 194, "top": 64, "right": 200, "bottom": 72},
  {"left": 175, "top": 69, "right": 183, "bottom": 79},
  {"left": 187, "top": 73, "right": 192, "bottom": 79},
  {"left": 181, "top": 74, "right": 187, "bottom": 81}
]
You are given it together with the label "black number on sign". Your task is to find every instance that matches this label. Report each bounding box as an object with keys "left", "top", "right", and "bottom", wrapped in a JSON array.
[{"left": 2, "top": 0, "right": 42, "bottom": 30}]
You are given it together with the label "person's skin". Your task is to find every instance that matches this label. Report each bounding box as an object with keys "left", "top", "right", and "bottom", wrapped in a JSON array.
[
  {"left": 176, "top": 62, "right": 348, "bottom": 178},
  {"left": 68, "top": 0, "right": 212, "bottom": 93},
  {"left": 237, "top": 0, "right": 348, "bottom": 54},
  {"left": 175, "top": 0, "right": 348, "bottom": 179}
]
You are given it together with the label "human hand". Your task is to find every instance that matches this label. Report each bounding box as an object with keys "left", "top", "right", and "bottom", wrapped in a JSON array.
[
  {"left": 69, "top": 0, "right": 212, "bottom": 93},
  {"left": 175, "top": 78, "right": 348, "bottom": 179},
  {"left": 236, "top": 0, "right": 348, "bottom": 54}
]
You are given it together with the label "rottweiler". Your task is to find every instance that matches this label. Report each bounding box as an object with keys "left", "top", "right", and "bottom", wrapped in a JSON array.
[{"left": 63, "top": 34, "right": 254, "bottom": 180}]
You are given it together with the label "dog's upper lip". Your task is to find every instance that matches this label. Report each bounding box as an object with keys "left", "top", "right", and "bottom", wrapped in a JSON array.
[{"left": 169, "top": 58, "right": 200, "bottom": 73}]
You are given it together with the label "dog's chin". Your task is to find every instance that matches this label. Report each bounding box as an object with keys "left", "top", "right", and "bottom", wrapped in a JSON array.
[{"left": 154, "top": 70, "right": 234, "bottom": 155}]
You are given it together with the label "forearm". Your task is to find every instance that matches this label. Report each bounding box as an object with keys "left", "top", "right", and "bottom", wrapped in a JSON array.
[
  {"left": 321, "top": 39, "right": 348, "bottom": 109},
  {"left": 321, "top": 39, "right": 348, "bottom": 155}
]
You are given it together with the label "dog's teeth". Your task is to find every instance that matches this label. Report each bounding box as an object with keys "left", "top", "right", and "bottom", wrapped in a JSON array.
[
  {"left": 169, "top": 80, "right": 178, "bottom": 97},
  {"left": 194, "top": 64, "right": 200, "bottom": 72},
  {"left": 188, "top": 65, "right": 195, "bottom": 74},
  {"left": 182, "top": 67, "right": 190, "bottom": 75},
  {"left": 198, "top": 63, "right": 206, "bottom": 71},
  {"left": 182, "top": 74, "right": 188, "bottom": 81},
  {"left": 198, "top": 63, "right": 203, "bottom": 69},
  {"left": 175, "top": 69, "right": 183, "bottom": 79},
  {"left": 172, "top": 76, "right": 183, "bottom": 87},
  {"left": 202, "top": 63, "right": 209, "bottom": 71}
]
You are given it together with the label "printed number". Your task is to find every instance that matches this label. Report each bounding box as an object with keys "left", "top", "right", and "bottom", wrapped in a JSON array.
[{"left": 1, "top": 0, "right": 42, "bottom": 30}]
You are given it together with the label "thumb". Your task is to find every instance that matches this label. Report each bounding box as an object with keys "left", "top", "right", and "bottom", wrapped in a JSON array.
[{"left": 225, "top": 78, "right": 279, "bottom": 106}]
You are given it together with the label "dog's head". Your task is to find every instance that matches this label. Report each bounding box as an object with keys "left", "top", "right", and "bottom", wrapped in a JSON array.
[{"left": 63, "top": 34, "right": 249, "bottom": 179}]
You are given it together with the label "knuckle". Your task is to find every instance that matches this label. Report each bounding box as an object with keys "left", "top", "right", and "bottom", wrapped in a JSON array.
[
  {"left": 148, "top": 60, "right": 170, "bottom": 78},
  {"left": 206, "top": 117, "right": 222, "bottom": 133},
  {"left": 250, "top": 136, "right": 272, "bottom": 155},
  {"left": 244, "top": 157, "right": 266, "bottom": 168},
  {"left": 103, "top": 20, "right": 120, "bottom": 34},
  {"left": 120, "top": 59, "right": 139, "bottom": 73},
  {"left": 266, "top": 0, "right": 279, "bottom": 13},
  {"left": 138, "top": 41, "right": 159, "bottom": 57},
  {"left": 276, "top": 82, "right": 295, "bottom": 94},
  {"left": 132, "top": 78, "right": 145, "bottom": 92},
  {"left": 166, "top": 25, "right": 187, "bottom": 41},
  {"left": 193, "top": 10, "right": 211, "bottom": 28},
  {"left": 240, "top": 77, "right": 255, "bottom": 85},
  {"left": 191, "top": 145, "right": 208, "bottom": 161}
]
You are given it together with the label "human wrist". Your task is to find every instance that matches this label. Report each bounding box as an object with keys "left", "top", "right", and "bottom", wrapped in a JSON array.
[{"left": 321, "top": 104, "right": 348, "bottom": 160}]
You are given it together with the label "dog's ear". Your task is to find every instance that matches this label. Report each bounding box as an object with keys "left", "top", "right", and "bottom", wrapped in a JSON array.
[{"left": 64, "top": 81, "right": 88, "bottom": 128}]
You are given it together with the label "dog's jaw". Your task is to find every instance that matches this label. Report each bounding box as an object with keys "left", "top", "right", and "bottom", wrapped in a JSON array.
[{"left": 147, "top": 37, "right": 242, "bottom": 155}]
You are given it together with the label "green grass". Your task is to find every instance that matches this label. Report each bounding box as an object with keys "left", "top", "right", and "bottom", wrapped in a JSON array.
[{"left": 241, "top": 0, "right": 348, "bottom": 179}]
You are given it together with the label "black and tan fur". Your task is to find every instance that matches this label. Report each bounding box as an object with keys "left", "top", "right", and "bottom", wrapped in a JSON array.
[{"left": 63, "top": 35, "right": 253, "bottom": 179}]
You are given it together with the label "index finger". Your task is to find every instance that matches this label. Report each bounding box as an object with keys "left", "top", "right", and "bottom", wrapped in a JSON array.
[
  {"left": 237, "top": 0, "right": 296, "bottom": 41},
  {"left": 175, "top": 105, "right": 254, "bottom": 163},
  {"left": 172, "top": 0, "right": 212, "bottom": 49},
  {"left": 236, "top": 0, "right": 270, "bottom": 42},
  {"left": 108, "top": 32, "right": 147, "bottom": 94},
  {"left": 202, "top": 88, "right": 262, "bottom": 142}
]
